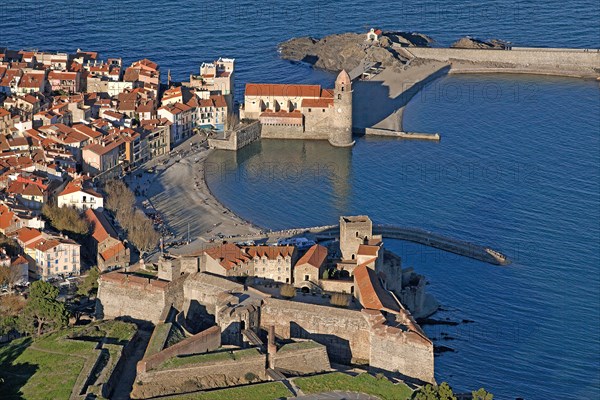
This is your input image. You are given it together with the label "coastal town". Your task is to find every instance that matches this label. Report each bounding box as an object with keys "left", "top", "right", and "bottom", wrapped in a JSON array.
[{"left": 1, "top": 26, "right": 596, "bottom": 399}]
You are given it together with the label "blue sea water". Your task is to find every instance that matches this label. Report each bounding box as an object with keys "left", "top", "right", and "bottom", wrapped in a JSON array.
[{"left": 2, "top": 1, "right": 599, "bottom": 399}]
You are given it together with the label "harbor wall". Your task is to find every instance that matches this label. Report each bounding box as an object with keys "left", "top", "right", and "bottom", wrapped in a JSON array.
[
  {"left": 407, "top": 47, "right": 600, "bottom": 71},
  {"left": 365, "top": 127, "right": 440, "bottom": 141}
]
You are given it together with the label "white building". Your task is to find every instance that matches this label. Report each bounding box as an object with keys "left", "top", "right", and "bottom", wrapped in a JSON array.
[{"left": 57, "top": 179, "right": 104, "bottom": 210}]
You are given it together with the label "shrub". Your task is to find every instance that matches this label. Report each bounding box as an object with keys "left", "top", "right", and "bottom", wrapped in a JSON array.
[
  {"left": 279, "top": 284, "right": 296, "bottom": 299},
  {"left": 330, "top": 292, "right": 351, "bottom": 308},
  {"left": 245, "top": 372, "right": 258, "bottom": 382}
]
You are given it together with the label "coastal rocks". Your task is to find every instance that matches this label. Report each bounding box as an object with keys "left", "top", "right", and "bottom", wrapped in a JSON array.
[
  {"left": 385, "top": 31, "right": 435, "bottom": 47},
  {"left": 279, "top": 33, "right": 367, "bottom": 71},
  {"left": 279, "top": 30, "right": 433, "bottom": 72},
  {"left": 451, "top": 36, "right": 508, "bottom": 49}
]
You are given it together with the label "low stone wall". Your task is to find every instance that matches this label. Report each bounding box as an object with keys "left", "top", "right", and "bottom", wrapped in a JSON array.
[
  {"left": 318, "top": 279, "right": 354, "bottom": 294},
  {"left": 138, "top": 326, "right": 221, "bottom": 373},
  {"left": 273, "top": 342, "right": 331, "bottom": 375},
  {"left": 407, "top": 47, "right": 600, "bottom": 71},
  {"left": 133, "top": 352, "right": 267, "bottom": 398}
]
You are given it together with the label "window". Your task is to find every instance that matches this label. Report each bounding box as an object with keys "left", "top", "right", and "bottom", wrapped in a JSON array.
[{"left": 338, "top": 94, "right": 341, "bottom": 100}]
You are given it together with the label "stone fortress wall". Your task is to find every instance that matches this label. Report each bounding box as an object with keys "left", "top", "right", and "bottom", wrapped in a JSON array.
[{"left": 96, "top": 273, "right": 170, "bottom": 323}]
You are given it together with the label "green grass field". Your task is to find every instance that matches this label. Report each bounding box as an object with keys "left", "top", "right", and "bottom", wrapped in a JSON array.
[
  {"left": 166, "top": 382, "right": 292, "bottom": 400},
  {"left": 294, "top": 372, "right": 413, "bottom": 400},
  {"left": 0, "top": 320, "right": 136, "bottom": 400}
]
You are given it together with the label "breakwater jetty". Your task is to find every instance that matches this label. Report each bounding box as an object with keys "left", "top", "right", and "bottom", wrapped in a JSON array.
[
  {"left": 233, "top": 223, "right": 510, "bottom": 266},
  {"left": 365, "top": 127, "right": 440, "bottom": 141}
]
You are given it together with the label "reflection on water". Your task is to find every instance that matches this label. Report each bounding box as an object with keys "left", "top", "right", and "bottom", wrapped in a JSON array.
[{"left": 206, "top": 139, "right": 353, "bottom": 219}]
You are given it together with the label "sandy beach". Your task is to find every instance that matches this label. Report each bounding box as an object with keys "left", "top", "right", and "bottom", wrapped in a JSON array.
[{"left": 125, "top": 135, "right": 262, "bottom": 259}]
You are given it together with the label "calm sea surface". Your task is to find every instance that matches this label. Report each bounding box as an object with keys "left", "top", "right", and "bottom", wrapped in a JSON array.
[{"left": 2, "top": 1, "right": 599, "bottom": 398}]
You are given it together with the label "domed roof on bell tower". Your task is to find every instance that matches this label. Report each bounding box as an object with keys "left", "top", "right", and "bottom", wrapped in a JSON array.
[{"left": 336, "top": 70, "right": 351, "bottom": 86}]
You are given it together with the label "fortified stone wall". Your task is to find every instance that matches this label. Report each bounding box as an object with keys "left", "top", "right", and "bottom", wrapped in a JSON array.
[
  {"left": 134, "top": 353, "right": 267, "bottom": 398},
  {"left": 365, "top": 310, "right": 434, "bottom": 383},
  {"left": 96, "top": 273, "right": 169, "bottom": 323},
  {"left": 183, "top": 272, "right": 244, "bottom": 315},
  {"left": 260, "top": 297, "right": 371, "bottom": 363},
  {"left": 273, "top": 343, "right": 331, "bottom": 375},
  {"left": 407, "top": 47, "right": 600, "bottom": 70},
  {"left": 137, "top": 326, "right": 221, "bottom": 373},
  {"left": 208, "top": 121, "right": 261, "bottom": 150}
]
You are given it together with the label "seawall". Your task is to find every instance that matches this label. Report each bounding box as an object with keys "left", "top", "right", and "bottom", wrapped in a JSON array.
[{"left": 406, "top": 47, "right": 600, "bottom": 76}]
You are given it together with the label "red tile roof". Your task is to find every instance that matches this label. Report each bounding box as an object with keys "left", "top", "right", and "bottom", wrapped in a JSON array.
[
  {"left": 245, "top": 83, "right": 322, "bottom": 98},
  {"left": 301, "top": 98, "right": 334, "bottom": 108},
  {"left": 204, "top": 243, "right": 251, "bottom": 270},
  {"left": 354, "top": 263, "right": 400, "bottom": 313},
  {"left": 296, "top": 244, "right": 327, "bottom": 269},
  {"left": 246, "top": 245, "right": 295, "bottom": 259},
  {"left": 85, "top": 208, "right": 117, "bottom": 243}
]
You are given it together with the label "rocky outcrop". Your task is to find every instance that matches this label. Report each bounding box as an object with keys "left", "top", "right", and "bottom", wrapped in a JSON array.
[
  {"left": 451, "top": 36, "right": 508, "bottom": 49},
  {"left": 278, "top": 31, "right": 433, "bottom": 72}
]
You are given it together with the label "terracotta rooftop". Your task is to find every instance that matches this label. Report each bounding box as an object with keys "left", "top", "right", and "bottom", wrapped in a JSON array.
[
  {"left": 204, "top": 243, "right": 251, "bottom": 270},
  {"left": 245, "top": 83, "right": 323, "bottom": 98},
  {"left": 354, "top": 263, "right": 400, "bottom": 313},
  {"left": 296, "top": 244, "right": 328, "bottom": 268},
  {"left": 301, "top": 98, "right": 334, "bottom": 108},
  {"left": 246, "top": 245, "right": 295, "bottom": 259},
  {"left": 357, "top": 244, "right": 380, "bottom": 257}
]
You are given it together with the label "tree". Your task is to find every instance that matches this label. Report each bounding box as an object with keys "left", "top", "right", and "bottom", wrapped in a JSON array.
[
  {"left": 77, "top": 267, "right": 100, "bottom": 298},
  {"left": 0, "top": 265, "right": 22, "bottom": 290},
  {"left": 279, "top": 284, "right": 296, "bottom": 299},
  {"left": 127, "top": 212, "right": 159, "bottom": 253},
  {"left": 472, "top": 388, "right": 493, "bottom": 400},
  {"left": 103, "top": 180, "right": 159, "bottom": 254},
  {"left": 104, "top": 180, "right": 135, "bottom": 213},
  {"left": 413, "top": 383, "right": 457, "bottom": 400},
  {"left": 0, "top": 294, "right": 26, "bottom": 335},
  {"left": 19, "top": 281, "right": 68, "bottom": 336},
  {"left": 42, "top": 204, "right": 90, "bottom": 236}
]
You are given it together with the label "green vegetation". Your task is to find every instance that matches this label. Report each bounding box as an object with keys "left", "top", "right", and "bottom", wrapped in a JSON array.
[
  {"left": 157, "top": 348, "right": 260, "bottom": 371},
  {"left": 295, "top": 372, "right": 413, "bottom": 400},
  {"left": 104, "top": 180, "right": 159, "bottom": 253},
  {"left": 278, "top": 341, "right": 322, "bottom": 352},
  {"left": 19, "top": 281, "right": 69, "bottom": 336},
  {"left": 0, "top": 320, "right": 136, "bottom": 399},
  {"left": 42, "top": 204, "right": 91, "bottom": 236},
  {"left": 412, "top": 382, "right": 493, "bottom": 400},
  {"left": 279, "top": 283, "right": 296, "bottom": 299},
  {"left": 472, "top": 388, "right": 494, "bottom": 400},
  {"left": 171, "top": 381, "right": 291, "bottom": 400},
  {"left": 77, "top": 267, "right": 100, "bottom": 297}
]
